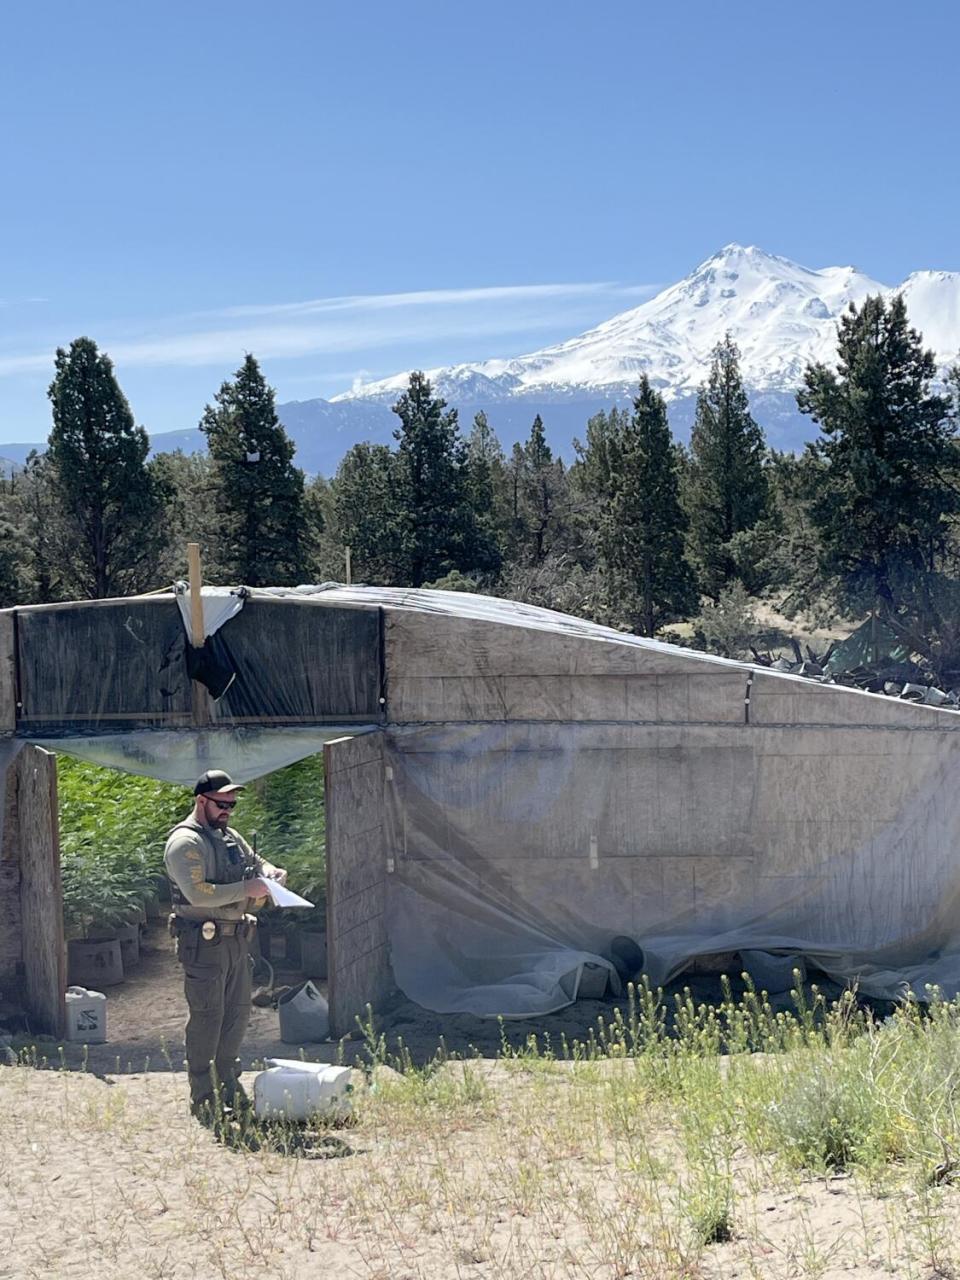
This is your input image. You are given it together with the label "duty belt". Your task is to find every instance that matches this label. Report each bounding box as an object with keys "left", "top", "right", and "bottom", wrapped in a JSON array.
[{"left": 170, "top": 914, "right": 256, "bottom": 940}]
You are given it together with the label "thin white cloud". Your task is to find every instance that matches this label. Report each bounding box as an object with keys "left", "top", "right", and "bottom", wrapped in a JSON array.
[
  {"left": 213, "top": 281, "right": 621, "bottom": 320},
  {"left": 0, "top": 352, "right": 54, "bottom": 376},
  {"left": 0, "top": 281, "right": 661, "bottom": 378}
]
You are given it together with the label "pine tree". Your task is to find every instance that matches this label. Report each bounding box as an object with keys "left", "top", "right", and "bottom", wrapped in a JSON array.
[
  {"left": 302, "top": 473, "right": 342, "bottom": 582},
  {"left": 0, "top": 474, "right": 26, "bottom": 607},
  {"left": 200, "top": 355, "right": 306, "bottom": 586},
  {"left": 797, "top": 294, "right": 958, "bottom": 626},
  {"left": 584, "top": 381, "right": 697, "bottom": 634},
  {"left": 686, "top": 334, "right": 769, "bottom": 597},
  {"left": 392, "top": 372, "right": 499, "bottom": 586},
  {"left": 506, "top": 414, "right": 570, "bottom": 566},
  {"left": 149, "top": 450, "right": 228, "bottom": 584},
  {"left": 17, "top": 454, "right": 65, "bottom": 602},
  {"left": 573, "top": 406, "right": 631, "bottom": 507},
  {"left": 46, "top": 337, "right": 169, "bottom": 598},
  {"left": 464, "top": 411, "right": 507, "bottom": 567},
  {"left": 464, "top": 411, "right": 503, "bottom": 520},
  {"left": 333, "top": 442, "right": 404, "bottom": 584}
]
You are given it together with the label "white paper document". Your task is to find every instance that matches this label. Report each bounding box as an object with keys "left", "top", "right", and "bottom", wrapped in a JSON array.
[{"left": 263, "top": 880, "right": 315, "bottom": 909}]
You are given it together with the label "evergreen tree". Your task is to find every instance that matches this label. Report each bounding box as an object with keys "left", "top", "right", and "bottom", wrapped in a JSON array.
[
  {"left": 332, "top": 442, "right": 404, "bottom": 584},
  {"left": 302, "top": 473, "right": 343, "bottom": 583},
  {"left": 506, "top": 414, "right": 571, "bottom": 566},
  {"left": 685, "top": 334, "right": 769, "bottom": 597},
  {"left": 18, "top": 453, "right": 66, "bottom": 602},
  {"left": 572, "top": 406, "right": 631, "bottom": 508},
  {"left": 46, "top": 337, "right": 169, "bottom": 598},
  {"left": 464, "top": 411, "right": 502, "bottom": 519},
  {"left": 582, "top": 381, "right": 697, "bottom": 634},
  {"left": 392, "top": 372, "right": 499, "bottom": 585},
  {"left": 200, "top": 355, "right": 306, "bottom": 586},
  {"left": 149, "top": 450, "right": 230, "bottom": 584},
  {"left": 797, "top": 294, "right": 958, "bottom": 632},
  {"left": 464, "top": 411, "right": 507, "bottom": 568},
  {"left": 0, "top": 473, "right": 27, "bottom": 607}
]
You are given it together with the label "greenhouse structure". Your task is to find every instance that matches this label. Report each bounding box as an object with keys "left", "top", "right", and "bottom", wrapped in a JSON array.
[{"left": 2, "top": 583, "right": 960, "bottom": 1038}]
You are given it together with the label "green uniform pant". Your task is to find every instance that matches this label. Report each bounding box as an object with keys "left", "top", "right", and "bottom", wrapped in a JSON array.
[{"left": 178, "top": 931, "right": 252, "bottom": 1106}]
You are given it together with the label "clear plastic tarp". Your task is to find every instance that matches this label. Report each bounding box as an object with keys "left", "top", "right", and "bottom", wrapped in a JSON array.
[
  {"left": 381, "top": 721, "right": 960, "bottom": 1013},
  {"left": 36, "top": 726, "right": 352, "bottom": 787}
]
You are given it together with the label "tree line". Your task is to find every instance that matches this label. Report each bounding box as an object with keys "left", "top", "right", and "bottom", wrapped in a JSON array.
[{"left": 3, "top": 295, "right": 959, "bottom": 679}]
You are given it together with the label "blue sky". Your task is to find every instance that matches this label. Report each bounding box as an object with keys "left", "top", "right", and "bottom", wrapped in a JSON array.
[{"left": 1, "top": 0, "right": 958, "bottom": 444}]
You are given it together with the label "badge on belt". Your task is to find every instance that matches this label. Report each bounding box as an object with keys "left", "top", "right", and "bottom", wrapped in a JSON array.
[{"left": 201, "top": 920, "right": 218, "bottom": 941}]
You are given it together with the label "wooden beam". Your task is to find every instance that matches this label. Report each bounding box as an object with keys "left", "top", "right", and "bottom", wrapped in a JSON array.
[
  {"left": 19, "top": 746, "right": 64, "bottom": 1037},
  {"left": 187, "top": 543, "right": 204, "bottom": 647}
]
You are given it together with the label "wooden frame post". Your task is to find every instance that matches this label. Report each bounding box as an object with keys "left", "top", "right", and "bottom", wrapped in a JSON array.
[{"left": 19, "top": 746, "right": 64, "bottom": 1037}]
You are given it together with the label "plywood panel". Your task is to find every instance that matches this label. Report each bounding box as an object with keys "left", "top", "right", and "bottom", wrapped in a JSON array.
[
  {"left": 325, "top": 732, "right": 393, "bottom": 1038},
  {"left": 0, "top": 610, "right": 17, "bottom": 734},
  {"left": 385, "top": 613, "right": 738, "bottom": 680},
  {"left": 0, "top": 752, "right": 21, "bottom": 977}
]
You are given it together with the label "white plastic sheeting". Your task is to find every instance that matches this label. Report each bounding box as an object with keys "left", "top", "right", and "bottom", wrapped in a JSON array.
[
  {"left": 173, "top": 582, "right": 246, "bottom": 639},
  {"left": 35, "top": 726, "right": 350, "bottom": 787},
  {"left": 381, "top": 721, "right": 960, "bottom": 1013}
]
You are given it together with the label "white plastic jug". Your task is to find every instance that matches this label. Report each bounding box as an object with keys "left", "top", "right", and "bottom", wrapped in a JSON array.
[
  {"left": 254, "top": 1062, "right": 353, "bottom": 1122},
  {"left": 64, "top": 986, "right": 107, "bottom": 1043}
]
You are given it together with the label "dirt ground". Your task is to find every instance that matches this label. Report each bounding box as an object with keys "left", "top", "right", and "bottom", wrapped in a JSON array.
[
  {"left": 44, "top": 923, "right": 340, "bottom": 1078},
  {"left": 3, "top": 928, "right": 958, "bottom": 1279}
]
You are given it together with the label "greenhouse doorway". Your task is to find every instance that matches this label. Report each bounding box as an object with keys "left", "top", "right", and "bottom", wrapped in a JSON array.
[{"left": 6, "top": 726, "right": 389, "bottom": 1044}]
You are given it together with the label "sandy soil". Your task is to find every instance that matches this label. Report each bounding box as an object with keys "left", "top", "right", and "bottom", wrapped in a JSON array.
[
  {"left": 2, "top": 930, "right": 957, "bottom": 1279},
  {"left": 1, "top": 1046, "right": 953, "bottom": 1279},
  {"left": 49, "top": 923, "right": 337, "bottom": 1077}
]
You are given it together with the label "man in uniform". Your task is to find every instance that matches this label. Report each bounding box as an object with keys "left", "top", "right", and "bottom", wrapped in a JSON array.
[{"left": 164, "top": 769, "right": 287, "bottom": 1120}]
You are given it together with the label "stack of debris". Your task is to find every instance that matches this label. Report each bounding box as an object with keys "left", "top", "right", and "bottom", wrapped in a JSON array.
[{"left": 750, "top": 617, "right": 960, "bottom": 709}]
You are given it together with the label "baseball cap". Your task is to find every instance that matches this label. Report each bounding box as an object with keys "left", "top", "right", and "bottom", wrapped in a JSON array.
[{"left": 193, "top": 769, "right": 245, "bottom": 797}]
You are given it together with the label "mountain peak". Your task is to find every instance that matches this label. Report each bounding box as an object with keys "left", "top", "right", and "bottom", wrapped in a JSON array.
[
  {"left": 334, "top": 246, "right": 958, "bottom": 408},
  {"left": 701, "top": 242, "right": 784, "bottom": 268}
]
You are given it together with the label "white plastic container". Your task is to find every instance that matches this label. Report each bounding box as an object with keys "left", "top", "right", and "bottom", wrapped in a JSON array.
[
  {"left": 64, "top": 986, "right": 107, "bottom": 1043},
  {"left": 253, "top": 1061, "right": 353, "bottom": 1121},
  {"left": 277, "top": 980, "right": 329, "bottom": 1043}
]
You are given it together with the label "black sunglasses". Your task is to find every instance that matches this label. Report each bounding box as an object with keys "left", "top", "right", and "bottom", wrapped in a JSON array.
[{"left": 206, "top": 797, "right": 238, "bottom": 810}]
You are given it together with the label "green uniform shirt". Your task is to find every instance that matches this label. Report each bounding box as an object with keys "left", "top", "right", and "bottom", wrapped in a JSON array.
[{"left": 164, "top": 816, "right": 265, "bottom": 922}]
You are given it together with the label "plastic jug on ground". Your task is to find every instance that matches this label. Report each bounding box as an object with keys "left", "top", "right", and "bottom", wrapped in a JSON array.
[
  {"left": 253, "top": 1062, "right": 353, "bottom": 1121},
  {"left": 64, "top": 986, "right": 107, "bottom": 1043}
]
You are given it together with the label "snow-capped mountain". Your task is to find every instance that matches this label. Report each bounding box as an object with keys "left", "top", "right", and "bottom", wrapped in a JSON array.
[
  {"left": 333, "top": 244, "right": 960, "bottom": 409},
  {"left": 108, "top": 244, "right": 957, "bottom": 476}
]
